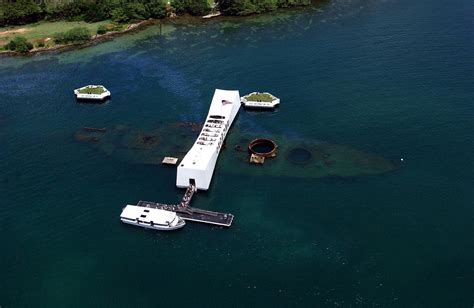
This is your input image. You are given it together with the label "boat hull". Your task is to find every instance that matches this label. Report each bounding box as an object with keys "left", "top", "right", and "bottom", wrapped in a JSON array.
[{"left": 121, "top": 218, "right": 185, "bottom": 231}]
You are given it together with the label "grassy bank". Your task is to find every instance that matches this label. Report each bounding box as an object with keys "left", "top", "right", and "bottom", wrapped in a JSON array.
[{"left": 0, "top": 20, "right": 123, "bottom": 49}]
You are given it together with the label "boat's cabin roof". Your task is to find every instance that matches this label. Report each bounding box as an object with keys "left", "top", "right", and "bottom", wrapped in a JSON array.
[{"left": 121, "top": 205, "right": 178, "bottom": 225}]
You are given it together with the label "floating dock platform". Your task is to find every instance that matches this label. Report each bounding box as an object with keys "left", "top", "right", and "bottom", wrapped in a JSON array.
[
  {"left": 132, "top": 184, "right": 234, "bottom": 227},
  {"left": 162, "top": 156, "right": 179, "bottom": 165},
  {"left": 136, "top": 201, "right": 234, "bottom": 227}
]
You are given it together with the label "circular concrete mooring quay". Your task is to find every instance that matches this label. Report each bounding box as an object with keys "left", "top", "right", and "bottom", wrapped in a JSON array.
[{"left": 248, "top": 138, "right": 278, "bottom": 158}]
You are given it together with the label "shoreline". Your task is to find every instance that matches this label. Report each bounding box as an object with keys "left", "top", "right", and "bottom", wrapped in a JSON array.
[
  {"left": 0, "top": 5, "right": 314, "bottom": 58},
  {"left": 0, "top": 18, "right": 159, "bottom": 58}
]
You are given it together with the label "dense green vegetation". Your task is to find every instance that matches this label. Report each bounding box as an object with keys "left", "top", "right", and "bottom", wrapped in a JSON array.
[
  {"left": 0, "top": 0, "right": 211, "bottom": 26},
  {"left": 97, "top": 24, "right": 107, "bottom": 34},
  {"left": 4, "top": 36, "right": 33, "bottom": 52},
  {"left": 53, "top": 26, "right": 91, "bottom": 44},
  {"left": 0, "top": 0, "right": 314, "bottom": 27},
  {"left": 245, "top": 92, "right": 275, "bottom": 102},
  {"left": 77, "top": 85, "right": 106, "bottom": 94},
  {"left": 219, "top": 0, "right": 312, "bottom": 15}
]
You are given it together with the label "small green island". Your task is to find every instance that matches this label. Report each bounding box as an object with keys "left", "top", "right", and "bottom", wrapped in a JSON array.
[
  {"left": 245, "top": 92, "right": 275, "bottom": 102},
  {"left": 77, "top": 85, "right": 107, "bottom": 95},
  {"left": 242, "top": 91, "right": 280, "bottom": 109},
  {"left": 74, "top": 85, "right": 111, "bottom": 101}
]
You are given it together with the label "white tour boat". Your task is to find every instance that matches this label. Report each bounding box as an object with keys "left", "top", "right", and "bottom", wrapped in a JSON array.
[{"left": 120, "top": 205, "right": 185, "bottom": 231}]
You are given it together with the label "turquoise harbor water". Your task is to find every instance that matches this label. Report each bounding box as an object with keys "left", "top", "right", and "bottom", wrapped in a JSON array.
[{"left": 1, "top": 0, "right": 473, "bottom": 306}]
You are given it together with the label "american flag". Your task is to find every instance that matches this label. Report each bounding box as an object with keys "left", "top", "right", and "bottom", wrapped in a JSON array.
[{"left": 221, "top": 100, "right": 232, "bottom": 105}]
